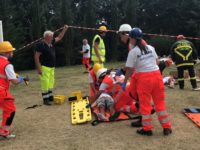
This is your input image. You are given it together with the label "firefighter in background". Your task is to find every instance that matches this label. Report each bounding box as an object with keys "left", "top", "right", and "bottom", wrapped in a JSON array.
[
  {"left": 79, "top": 39, "right": 92, "bottom": 73},
  {"left": 91, "top": 26, "right": 107, "bottom": 68},
  {"left": 34, "top": 25, "right": 68, "bottom": 105},
  {"left": 170, "top": 35, "right": 200, "bottom": 90},
  {"left": 0, "top": 41, "right": 28, "bottom": 139},
  {"left": 123, "top": 28, "right": 172, "bottom": 136}
]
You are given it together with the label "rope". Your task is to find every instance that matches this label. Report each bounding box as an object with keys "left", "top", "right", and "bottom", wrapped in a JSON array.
[{"left": 14, "top": 25, "right": 200, "bottom": 53}]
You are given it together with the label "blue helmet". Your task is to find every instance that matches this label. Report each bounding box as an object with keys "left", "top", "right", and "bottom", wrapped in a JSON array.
[{"left": 129, "top": 27, "right": 143, "bottom": 39}]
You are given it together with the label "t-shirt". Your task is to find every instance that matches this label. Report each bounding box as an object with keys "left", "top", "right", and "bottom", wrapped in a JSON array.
[
  {"left": 126, "top": 45, "right": 159, "bottom": 73},
  {"left": 82, "top": 44, "right": 90, "bottom": 58},
  {"left": 5, "top": 64, "right": 17, "bottom": 80},
  {"left": 36, "top": 39, "right": 56, "bottom": 67}
]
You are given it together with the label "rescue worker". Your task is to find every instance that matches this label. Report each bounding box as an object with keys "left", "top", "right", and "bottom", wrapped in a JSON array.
[
  {"left": 88, "top": 63, "right": 102, "bottom": 102},
  {"left": 94, "top": 68, "right": 138, "bottom": 121},
  {"left": 123, "top": 28, "right": 172, "bottom": 136},
  {"left": 79, "top": 39, "right": 92, "bottom": 73},
  {"left": 91, "top": 26, "right": 107, "bottom": 68},
  {"left": 0, "top": 41, "right": 28, "bottom": 139},
  {"left": 34, "top": 25, "right": 68, "bottom": 105},
  {"left": 170, "top": 35, "right": 200, "bottom": 90}
]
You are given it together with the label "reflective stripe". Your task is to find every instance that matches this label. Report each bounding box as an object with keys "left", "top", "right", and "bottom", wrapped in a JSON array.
[
  {"left": 0, "top": 85, "right": 6, "bottom": 89},
  {"left": 174, "top": 45, "right": 192, "bottom": 61},
  {"left": 142, "top": 121, "right": 152, "bottom": 126},
  {"left": 42, "top": 94, "right": 49, "bottom": 99},
  {"left": 156, "top": 111, "right": 167, "bottom": 116},
  {"left": 190, "top": 77, "right": 196, "bottom": 80},
  {"left": 178, "top": 78, "right": 184, "bottom": 81},
  {"left": 176, "top": 63, "right": 194, "bottom": 67},
  {"left": 126, "top": 106, "right": 130, "bottom": 112},
  {"left": 119, "top": 108, "right": 124, "bottom": 112},
  {"left": 0, "top": 73, "right": 7, "bottom": 79},
  {"left": 142, "top": 114, "right": 151, "bottom": 120},
  {"left": 186, "top": 50, "right": 192, "bottom": 60},
  {"left": 160, "top": 117, "right": 170, "bottom": 124}
]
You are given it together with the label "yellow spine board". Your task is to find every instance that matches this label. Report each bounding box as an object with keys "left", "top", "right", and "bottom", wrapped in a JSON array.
[{"left": 71, "top": 97, "right": 92, "bottom": 124}]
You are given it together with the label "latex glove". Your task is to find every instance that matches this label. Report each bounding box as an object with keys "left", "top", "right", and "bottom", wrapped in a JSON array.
[
  {"left": 122, "top": 82, "right": 127, "bottom": 91},
  {"left": 116, "top": 69, "right": 123, "bottom": 76},
  {"left": 18, "top": 76, "right": 24, "bottom": 83}
]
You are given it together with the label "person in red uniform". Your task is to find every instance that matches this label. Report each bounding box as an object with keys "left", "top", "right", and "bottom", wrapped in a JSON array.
[
  {"left": 0, "top": 41, "right": 28, "bottom": 139},
  {"left": 88, "top": 63, "right": 102, "bottom": 97},
  {"left": 123, "top": 28, "right": 172, "bottom": 136},
  {"left": 93, "top": 68, "right": 138, "bottom": 121}
]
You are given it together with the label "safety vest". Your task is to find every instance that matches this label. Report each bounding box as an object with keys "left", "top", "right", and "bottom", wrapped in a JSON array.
[
  {"left": 91, "top": 34, "right": 106, "bottom": 62},
  {"left": 89, "top": 69, "right": 99, "bottom": 90},
  {"left": 0, "top": 57, "right": 10, "bottom": 90},
  {"left": 102, "top": 75, "right": 121, "bottom": 98}
]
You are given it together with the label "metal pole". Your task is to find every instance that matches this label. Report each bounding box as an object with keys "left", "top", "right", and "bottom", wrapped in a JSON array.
[{"left": 0, "top": 20, "right": 4, "bottom": 42}]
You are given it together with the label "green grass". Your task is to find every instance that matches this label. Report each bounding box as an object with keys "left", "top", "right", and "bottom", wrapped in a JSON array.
[{"left": 0, "top": 62, "right": 200, "bottom": 150}]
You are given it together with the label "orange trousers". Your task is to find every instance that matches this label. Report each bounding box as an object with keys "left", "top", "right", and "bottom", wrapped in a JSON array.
[
  {"left": 135, "top": 70, "right": 171, "bottom": 131},
  {"left": 0, "top": 89, "right": 16, "bottom": 127}
]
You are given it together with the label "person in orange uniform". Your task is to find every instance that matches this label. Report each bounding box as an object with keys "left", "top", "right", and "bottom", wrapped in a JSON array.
[
  {"left": 0, "top": 41, "right": 28, "bottom": 139},
  {"left": 88, "top": 63, "right": 102, "bottom": 104},
  {"left": 123, "top": 28, "right": 172, "bottom": 136}
]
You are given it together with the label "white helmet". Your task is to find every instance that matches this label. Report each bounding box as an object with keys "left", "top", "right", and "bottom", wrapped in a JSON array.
[
  {"left": 96, "top": 68, "right": 107, "bottom": 80},
  {"left": 118, "top": 24, "right": 132, "bottom": 32}
]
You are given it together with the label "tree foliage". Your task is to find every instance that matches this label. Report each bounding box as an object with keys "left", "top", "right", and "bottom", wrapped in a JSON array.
[{"left": 0, "top": 0, "right": 200, "bottom": 70}]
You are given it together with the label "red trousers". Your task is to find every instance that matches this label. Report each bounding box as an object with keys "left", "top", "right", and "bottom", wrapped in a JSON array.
[
  {"left": 82, "top": 58, "right": 91, "bottom": 71},
  {"left": 115, "top": 86, "right": 138, "bottom": 113},
  {"left": 135, "top": 70, "right": 171, "bottom": 131},
  {"left": 0, "top": 89, "right": 16, "bottom": 127}
]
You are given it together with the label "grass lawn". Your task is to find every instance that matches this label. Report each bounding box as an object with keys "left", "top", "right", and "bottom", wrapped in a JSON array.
[{"left": 0, "top": 62, "right": 200, "bottom": 150}]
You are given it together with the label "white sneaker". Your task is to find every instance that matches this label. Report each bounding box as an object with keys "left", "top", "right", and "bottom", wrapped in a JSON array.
[
  {"left": 0, "top": 134, "right": 16, "bottom": 140},
  {"left": 192, "top": 87, "right": 200, "bottom": 91}
]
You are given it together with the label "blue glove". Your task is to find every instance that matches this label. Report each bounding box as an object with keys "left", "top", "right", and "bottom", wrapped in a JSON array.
[
  {"left": 116, "top": 69, "right": 123, "bottom": 76},
  {"left": 122, "top": 82, "right": 127, "bottom": 91},
  {"left": 18, "top": 76, "right": 24, "bottom": 83}
]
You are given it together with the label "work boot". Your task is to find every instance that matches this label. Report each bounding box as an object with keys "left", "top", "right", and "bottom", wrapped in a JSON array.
[
  {"left": 43, "top": 99, "right": 51, "bottom": 106},
  {"left": 49, "top": 96, "right": 54, "bottom": 102},
  {"left": 109, "top": 112, "right": 120, "bottom": 121},
  {"left": 163, "top": 128, "right": 172, "bottom": 136},
  {"left": 136, "top": 129, "right": 153, "bottom": 136},
  {"left": 131, "top": 119, "right": 142, "bottom": 127},
  {"left": 0, "top": 134, "right": 16, "bottom": 140}
]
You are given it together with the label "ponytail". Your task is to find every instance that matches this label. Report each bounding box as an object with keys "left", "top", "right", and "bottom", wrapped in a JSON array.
[{"left": 136, "top": 39, "right": 148, "bottom": 54}]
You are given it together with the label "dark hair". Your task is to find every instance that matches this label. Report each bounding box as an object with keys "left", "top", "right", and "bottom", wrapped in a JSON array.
[{"left": 135, "top": 39, "right": 148, "bottom": 54}]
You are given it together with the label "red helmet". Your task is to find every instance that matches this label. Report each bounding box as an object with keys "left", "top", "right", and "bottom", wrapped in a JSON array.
[{"left": 176, "top": 35, "right": 185, "bottom": 40}]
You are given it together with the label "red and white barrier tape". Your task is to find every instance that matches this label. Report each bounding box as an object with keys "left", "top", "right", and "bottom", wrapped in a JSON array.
[{"left": 15, "top": 25, "right": 200, "bottom": 53}]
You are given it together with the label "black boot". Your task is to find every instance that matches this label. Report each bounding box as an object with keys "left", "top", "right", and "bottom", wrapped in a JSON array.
[
  {"left": 131, "top": 118, "right": 142, "bottom": 127},
  {"left": 109, "top": 112, "right": 120, "bottom": 121},
  {"left": 48, "top": 91, "right": 54, "bottom": 102},
  {"left": 43, "top": 99, "right": 51, "bottom": 106},
  {"left": 137, "top": 129, "right": 153, "bottom": 136},
  {"left": 163, "top": 128, "right": 172, "bottom": 136}
]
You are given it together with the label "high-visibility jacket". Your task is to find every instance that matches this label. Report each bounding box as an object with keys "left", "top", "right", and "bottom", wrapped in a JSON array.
[
  {"left": 0, "top": 57, "right": 10, "bottom": 90},
  {"left": 170, "top": 39, "right": 198, "bottom": 67},
  {"left": 101, "top": 75, "right": 121, "bottom": 98},
  {"left": 91, "top": 34, "right": 106, "bottom": 62}
]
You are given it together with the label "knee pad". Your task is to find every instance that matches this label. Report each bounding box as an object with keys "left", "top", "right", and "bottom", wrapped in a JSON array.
[{"left": 6, "top": 112, "right": 15, "bottom": 126}]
